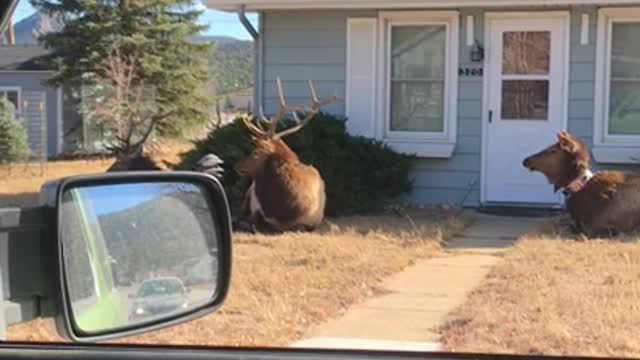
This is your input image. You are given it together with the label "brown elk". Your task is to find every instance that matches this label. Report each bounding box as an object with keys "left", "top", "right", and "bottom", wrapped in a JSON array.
[
  {"left": 234, "top": 78, "right": 337, "bottom": 233},
  {"left": 523, "top": 131, "right": 640, "bottom": 237}
]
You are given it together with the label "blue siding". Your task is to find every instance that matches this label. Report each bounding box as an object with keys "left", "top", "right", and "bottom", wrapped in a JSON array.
[
  {"left": 261, "top": 6, "right": 633, "bottom": 206},
  {"left": 261, "top": 10, "right": 375, "bottom": 117},
  {"left": 0, "top": 72, "right": 59, "bottom": 156},
  {"left": 406, "top": 7, "right": 483, "bottom": 207},
  {"left": 567, "top": 7, "right": 597, "bottom": 158}
]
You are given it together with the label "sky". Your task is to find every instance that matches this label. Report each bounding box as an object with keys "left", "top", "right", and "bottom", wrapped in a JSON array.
[
  {"left": 13, "top": 0, "right": 258, "bottom": 41},
  {"left": 80, "top": 183, "right": 160, "bottom": 216},
  {"left": 78, "top": 182, "right": 203, "bottom": 217}
]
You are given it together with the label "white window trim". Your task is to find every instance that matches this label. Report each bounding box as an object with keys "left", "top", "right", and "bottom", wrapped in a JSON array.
[
  {"left": 593, "top": 7, "right": 640, "bottom": 164},
  {"left": 376, "top": 11, "right": 459, "bottom": 158},
  {"left": 0, "top": 86, "right": 22, "bottom": 118}
]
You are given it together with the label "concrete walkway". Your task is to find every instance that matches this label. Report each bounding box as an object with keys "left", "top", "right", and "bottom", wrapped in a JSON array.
[{"left": 291, "top": 212, "right": 546, "bottom": 351}]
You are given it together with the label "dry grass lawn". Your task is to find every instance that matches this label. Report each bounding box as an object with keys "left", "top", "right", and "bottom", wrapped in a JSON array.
[
  {"left": 440, "top": 219, "right": 640, "bottom": 358},
  {"left": 0, "top": 135, "right": 469, "bottom": 347},
  {"left": 0, "top": 160, "right": 113, "bottom": 207},
  {"left": 8, "top": 209, "right": 468, "bottom": 346},
  {"left": 0, "top": 139, "right": 190, "bottom": 207}
]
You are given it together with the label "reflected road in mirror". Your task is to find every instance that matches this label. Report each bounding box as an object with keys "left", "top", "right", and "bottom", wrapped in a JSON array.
[{"left": 60, "top": 181, "right": 220, "bottom": 335}]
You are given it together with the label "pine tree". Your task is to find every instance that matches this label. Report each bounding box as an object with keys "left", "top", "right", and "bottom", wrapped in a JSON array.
[
  {"left": 0, "top": 98, "right": 31, "bottom": 162},
  {"left": 30, "top": 0, "right": 213, "bottom": 139}
]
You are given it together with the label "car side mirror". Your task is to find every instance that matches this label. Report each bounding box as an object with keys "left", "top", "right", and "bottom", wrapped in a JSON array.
[{"left": 39, "top": 171, "right": 232, "bottom": 342}]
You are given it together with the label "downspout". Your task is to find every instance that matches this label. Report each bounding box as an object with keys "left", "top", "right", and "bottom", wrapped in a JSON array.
[
  {"left": 237, "top": 5, "right": 261, "bottom": 114},
  {"left": 238, "top": 5, "right": 258, "bottom": 41}
]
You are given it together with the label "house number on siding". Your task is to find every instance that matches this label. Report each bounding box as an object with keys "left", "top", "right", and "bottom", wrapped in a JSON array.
[{"left": 458, "top": 67, "right": 483, "bottom": 77}]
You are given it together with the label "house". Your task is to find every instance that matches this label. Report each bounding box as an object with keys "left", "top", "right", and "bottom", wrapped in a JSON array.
[
  {"left": 225, "top": 87, "right": 253, "bottom": 111},
  {"left": 0, "top": 45, "right": 63, "bottom": 158},
  {"left": 206, "top": 0, "right": 640, "bottom": 208}
]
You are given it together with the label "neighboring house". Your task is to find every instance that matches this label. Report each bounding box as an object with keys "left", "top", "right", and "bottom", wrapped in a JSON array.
[
  {"left": 207, "top": 0, "right": 640, "bottom": 208},
  {"left": 224, "top": 87, "right": 253, "bottom": 110},
  {"left": 0, "top": 45, "right": 62, "bottom": 158}
]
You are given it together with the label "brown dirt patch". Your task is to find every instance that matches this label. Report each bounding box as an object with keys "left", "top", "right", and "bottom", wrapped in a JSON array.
[
  {"left": 439, "top": 219, "right": 640, "bottom": 357},
  {"left": 9, "top": 209, "right": 469, "bottom": 346}
]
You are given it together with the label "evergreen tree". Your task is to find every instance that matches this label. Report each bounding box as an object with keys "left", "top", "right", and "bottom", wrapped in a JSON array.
[
  {"left": 0, "top": 98, "right": 31, "bottom": 162},
  {"left": 30, "top": 0, "right": 213, "bottom": 138}
]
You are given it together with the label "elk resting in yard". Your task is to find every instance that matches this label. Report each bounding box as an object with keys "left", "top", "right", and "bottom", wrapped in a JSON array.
[
  {"left": 107, "top": 145, "right": 162, "bottom": 172},
  {"left": 523, "top": 131, "right": 640, "bottom": 237},
  {"left": 108, "top": 143, "right": 225, "bottom": 179},
  {"left": 234, "top": 78, "right": 337, "bottom": 233}
]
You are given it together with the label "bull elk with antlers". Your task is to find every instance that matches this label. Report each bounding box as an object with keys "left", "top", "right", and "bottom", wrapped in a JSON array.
[{"left": 233, "top": 78, "right": 337, "bottom": 232}]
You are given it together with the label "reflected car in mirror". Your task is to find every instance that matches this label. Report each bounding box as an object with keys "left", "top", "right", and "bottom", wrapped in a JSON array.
[{"left": 129, "top": 277, "right": 190, "bottom": 321}]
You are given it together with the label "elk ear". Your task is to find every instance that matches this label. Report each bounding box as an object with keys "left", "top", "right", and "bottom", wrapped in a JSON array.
[{"left": 557, "top": 131, "right": 578, "bottom": 153}]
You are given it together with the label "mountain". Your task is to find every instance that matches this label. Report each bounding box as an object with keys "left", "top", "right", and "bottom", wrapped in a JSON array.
[
  {"left": 9, "top": 11, "right": 62, "bottom": 45},
  {"left": 189, "top": 35, "right": 242, "bottom": 46},
  {"left": 207, "top": 37, "right": 254, "bottom": 97},
  {"left": 190, "top": 35, "right": 254, "bottom": 96}
]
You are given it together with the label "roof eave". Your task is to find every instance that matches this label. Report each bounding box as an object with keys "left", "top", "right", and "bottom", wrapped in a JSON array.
[{"left": 204, "top": 0, "right": 640, "bottom": 11}]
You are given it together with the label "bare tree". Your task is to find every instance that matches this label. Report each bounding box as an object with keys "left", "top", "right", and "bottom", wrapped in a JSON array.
[{"left": 80, "top": 42, "right": 173, "bottom": 170}]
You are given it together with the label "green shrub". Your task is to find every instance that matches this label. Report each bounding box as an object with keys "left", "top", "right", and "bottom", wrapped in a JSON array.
[
  {"left": 0, "top": 98, "right": 31, "bottom": 162},
  {"left": 179, "top": 113, "right": 414, "bottom": 216}
]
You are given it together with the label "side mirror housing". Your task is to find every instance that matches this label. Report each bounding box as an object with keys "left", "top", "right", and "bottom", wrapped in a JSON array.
[{"left": 37, "top": 171, "right": 232, "bottom": 342}]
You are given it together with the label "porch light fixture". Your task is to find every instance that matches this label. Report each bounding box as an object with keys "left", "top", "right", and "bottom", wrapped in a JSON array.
[{"left": 471, "top": 39, "right": 484, "bottom": 62}]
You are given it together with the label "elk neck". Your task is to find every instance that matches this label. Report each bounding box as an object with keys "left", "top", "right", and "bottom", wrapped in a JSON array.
[
  {"left": 562, "top": 167, "right": 595, "bottom": 198},
  {"left": 270, "top": 138, "right": 300, "bottom": 162}
]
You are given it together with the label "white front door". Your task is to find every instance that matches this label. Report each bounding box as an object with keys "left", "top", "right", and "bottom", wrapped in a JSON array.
[{"left": 483, "top": 13, "right": 568, "bottom": 205}]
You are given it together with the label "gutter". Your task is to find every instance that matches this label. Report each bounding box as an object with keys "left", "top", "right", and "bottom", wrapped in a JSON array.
[
  {"left": 211, "top": 0, "right": 640, "bottom": 11},
  {"left": 237, "top": 5, "right": 261, "bottom": 114}
]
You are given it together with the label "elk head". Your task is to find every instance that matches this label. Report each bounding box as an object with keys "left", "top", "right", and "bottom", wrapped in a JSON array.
[
  {"left": 523, "top": 131, "right": 590, "bottom": 191},
  {"left": 234, "top": 78, "right": 337, "bottom": 177}
]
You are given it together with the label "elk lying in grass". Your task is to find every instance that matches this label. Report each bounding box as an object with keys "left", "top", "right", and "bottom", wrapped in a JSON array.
[
  {"left": 107, "top": 145, "right": 162, "bottom": 172},
  {"left": 523, "top": 131, "right": 640, "bottom": 237},
  {"left": 234, "top": 78, "right": 337, "bottom": 233}
]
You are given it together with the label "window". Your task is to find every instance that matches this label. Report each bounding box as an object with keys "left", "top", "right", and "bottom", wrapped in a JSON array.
[
  {"left": 607, "top": 23, "right": 640, "bottom": 135},
  {"left": 379, "top": 11, "right": 459, "bottom": 158},
  {"left": 500, "top": 31, "right": 550, "bottom": 120},
  {"left": 389, "top": 25, "right": 446, "bottom": 132},
  {"left": 0, "top": 87, "right": 21, "bottom": 118},
  {"left": 594, "top": 8, "right": 640, "bottom": 163}
]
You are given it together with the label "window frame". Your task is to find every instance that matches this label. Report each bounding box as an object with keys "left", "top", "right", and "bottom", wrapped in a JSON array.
[
  {"left": 593, "top": 7, "right": 640, "bottom": 163},
  {"left": 0, "top": 86, "right": 22, "bottom": 118},
  {"left": 377, "top": 11, "right": 459, "bottom": 157}
]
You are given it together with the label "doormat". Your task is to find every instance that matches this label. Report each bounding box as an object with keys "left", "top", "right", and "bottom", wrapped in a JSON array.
[{"left": 478, "top": 205, "right": 565, "bottom": 218}]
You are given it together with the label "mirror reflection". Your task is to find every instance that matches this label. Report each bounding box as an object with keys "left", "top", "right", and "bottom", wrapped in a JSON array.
[{"left": 60, "top": 181, "right": 219, "bottom": 335}]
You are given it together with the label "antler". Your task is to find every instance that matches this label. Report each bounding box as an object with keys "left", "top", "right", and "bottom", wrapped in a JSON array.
[
  {"left": 274, "top": 78, "right": 337, "bottom": 139},
  {"left": 241, "top": 77, "right": 337, "bottom": 139}
]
